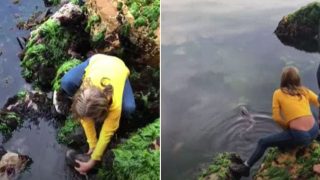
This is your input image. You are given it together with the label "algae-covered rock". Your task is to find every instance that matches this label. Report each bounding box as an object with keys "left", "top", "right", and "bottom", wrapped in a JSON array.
[
  {"left": 255, "top": 141, "right": 320, "bottom": 179},
  {"left": 4, "top": 90, "right": 53, "bottom": 120},
  {"left": 198, "top": 153, "right": 243, "bottom": 180},
  {"left": 57, "top": 116, "right": 85, "bottom": 147},
  {"left": 0, "top": 149, "right": 32, "bottom": 180},
  {"left": 85, "top": 0, "right": 160, "bottom": 67},
  {"left": 0, "top": 111, "right": 22, "bottom": 135},
  {"left": 96, "top": 118, "right": 160, "bottom": 180},
  {"left": 21, "top": 3, "right": 89, "bottom": 89},
  {"left": 129, "top": 66, "right": 159, "bottom": 122},
  {"left": 0, "top": 90, "right": 54, "bottom": 138},
  {"left": 52, "top": 58, "right": 81, "bottom": 91},
  {"left": 275, "top": 2, "right": 320, "bottom": 52}
]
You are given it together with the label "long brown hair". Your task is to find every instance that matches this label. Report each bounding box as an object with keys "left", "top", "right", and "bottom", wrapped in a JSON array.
[
  {"left": 280, "top": 66, "right": 305, "bottom": 98},
  {"left": 71, "top": 78, "right": 113, "bottom": 122}
]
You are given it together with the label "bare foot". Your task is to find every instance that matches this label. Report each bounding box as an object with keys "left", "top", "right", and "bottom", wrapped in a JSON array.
[{"left": 313, "top": 164, "right": 320, "bottom": 174}]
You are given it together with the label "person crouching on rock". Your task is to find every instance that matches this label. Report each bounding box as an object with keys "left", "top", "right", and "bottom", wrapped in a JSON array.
[
  {"left": 230, "top": 66, "right": 319, "bottom": 177},
  {"left": 58, "top": 54, "right": 136, "bottom": 174}
]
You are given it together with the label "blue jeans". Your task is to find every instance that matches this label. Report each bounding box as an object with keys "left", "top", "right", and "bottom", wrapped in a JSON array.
[
  {"left": 60, "top": 58, "right": 136, "bottom": 116},
  {"left": 247, "top": 119, "right": 319, "bottom": 167}
]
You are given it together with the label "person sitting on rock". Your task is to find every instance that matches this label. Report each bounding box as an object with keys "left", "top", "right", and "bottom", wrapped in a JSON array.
[
  {"left": 230, "top": 66, "right": 319, "bottom": 177},
  {"left": 56, "top": 54, "right": 136, "bottom": 174}
]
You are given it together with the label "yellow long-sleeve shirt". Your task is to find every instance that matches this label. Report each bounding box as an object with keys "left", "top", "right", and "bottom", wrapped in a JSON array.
[
  {"left": 272, "top": 88, "right": 319, "bottom": 129},
  {"left": 80, "top": 54, "right": 129, "bottom": 161}
]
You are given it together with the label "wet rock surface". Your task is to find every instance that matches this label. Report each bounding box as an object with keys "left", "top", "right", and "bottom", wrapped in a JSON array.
[
  {"left": 85, "top": 0, "right": 160, "bottom": 67},
  {"left": 198, "top": 152, "right": 242, "bottom": 180},
  {"left": 275, "top": 2, "right": 320, "bottom": 52},
  {"left": 9, "top": 0, "right": 160, "bottom": 179},
  {"left": 0, "top": 147, "right": 32, "bottom": 180},
  {"left": 254, "top": 141, "right": 320, "bottom": 179},
  {"left": 203, "top": 141, "right": 320, "bottom": 180}
]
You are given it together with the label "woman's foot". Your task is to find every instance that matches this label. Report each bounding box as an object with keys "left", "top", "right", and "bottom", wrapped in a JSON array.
[
  {"left": 313, "top": 164, "right": 320, "bottom": 174},
  {"left": 229, "top": 163, "right": 250, "bottom": 177}
]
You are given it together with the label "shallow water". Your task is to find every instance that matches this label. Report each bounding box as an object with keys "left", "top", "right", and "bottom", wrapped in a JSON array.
[
  {"left": 4, "top": 119, "right": 68, "bottom": 180},
  {"left": 161, "top": 0, "right": 319, "bottom": 179},
  {"left": 0, "top": 1, "right": 82, "bottom": 179},
  {"left": 0, "top": 0, "right": 43, "bottom": 107}
]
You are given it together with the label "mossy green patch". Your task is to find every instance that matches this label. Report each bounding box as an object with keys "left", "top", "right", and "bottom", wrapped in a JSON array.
[
  {"left": 85, "top": 15, "right": 101, "bottom": 32},
  {"left": 126, "top": 0, "right": 160, "bottom": 35},
  {"left": 256, "top": 141, "right": 320, "bottom": 179},
  {"left": 287, "top": 2, "right": 320, "bottom": 28},
  {"left": 0, "top": 112, "right": 22, "bottom": 135},
  {"left": 47, "top": 0, "right": 61, "bottom": 6},
  {"left": 120, "top": 22, "right": 131, "bottom": 37},
  {"left": 52, "top": 58, "right": 81, "bottom": 91},
  {"left": 97, "top": 119, "right": 160, "bottom": 180},
  {"left": 17, "top": 90, "right": 27, "bottom": 101},
  {"left": 263, "top": 166, "right": 290, "bottom": 180},
  {"left": 21, "top": 18, "right": 78, "bottom": 88},
  {"left": 117, "top": 2, "right": 124, "bottom": 11},
  {"left": 57, "top": 116, "right": 80, "bottom": 145},
  {"left": 198, "top": 153, "right": 232, "bottom": 180},
  {"left": 91, "top": 28, "right": 106, "bottom": 45}
]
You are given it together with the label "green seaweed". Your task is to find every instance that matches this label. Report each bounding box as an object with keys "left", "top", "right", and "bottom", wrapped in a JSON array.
[
  {"left": 287, "top": 2, "right": 320, "bottom": 28},
  {"left": 0, "top": 112, "right": 22, "bottom": 135},
  {"left": 47, "top": 0, "right": 60, "bottom": 6},
  {"left": 17, "top": 90, "right": 27, "bottom": 100},
  {"left": 52, "top": 59, "right": 81, "bottom": 91},
  {"left": 57, "top": 116, "right": 80, "bottom": 145},
  {"left": 21, "top": 18, "right": 77, "bottom": 87},
  {"left": 126, "top": 0, "right": 160, "bottom": 34},
  {"left": 264, "top": 166, "right": 290, "bottom": 180},
  {"left": 91, "top": 29, "right": 106, "bottom": 46},
  {"left": 97, "top": 119, "right": 160, "bottom": 180},
  {"left": 117, "top": 2, "right": 123, "bottom": 11},
  {"left": 256, "top": 141, "right": 320, "bottom": 179},
  {"left": 85, "top": 15, "right": 101, "bottom": 32},
  {"left": 296, "top": 143, "right": 320, "bottom": 178},
  {"left": 198, "top": 153, "right": 232, "bottom": 180},
  {"left": 70, "top": 0, "right": 81, "bottom": 5},
  {"left": 120, "top": 22, "right": 131, "bottom": 37}
]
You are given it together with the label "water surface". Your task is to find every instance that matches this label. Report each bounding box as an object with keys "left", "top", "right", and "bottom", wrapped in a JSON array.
[
  {"left": 161, "top": 0, "right": 319, "bottom": 179},
  {"left": 0, "top": 1, "right": 81, "bottom": 179}
]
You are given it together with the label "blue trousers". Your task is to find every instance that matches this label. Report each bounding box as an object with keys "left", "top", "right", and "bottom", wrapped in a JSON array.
[
  {"left": 60, "top": 58, "right": 136, "bottom": 116},
  {"left": 247, "top": 119, "right": 319, "bottom": 166}
]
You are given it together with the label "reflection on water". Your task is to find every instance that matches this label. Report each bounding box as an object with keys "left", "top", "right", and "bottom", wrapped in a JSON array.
[
  {"left": 0, "top": 1, "right": 81, "bottom": 179},
  {"left": 0, "top": 0, "right": 43, "bottom": 107},
  {"left": 161, "top": 0, "right": 319, "bottom": 179},
  {"left": 3, "top": 119, "right": 82, "bottom": 180}
]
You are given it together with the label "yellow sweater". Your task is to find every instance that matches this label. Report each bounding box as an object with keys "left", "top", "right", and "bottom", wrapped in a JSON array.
[
  {"left": 272, "top": 88, "right": 319, "bottom": 129},
  {"left": 80, "top": 54, "right": 129, "bottom": 161}
]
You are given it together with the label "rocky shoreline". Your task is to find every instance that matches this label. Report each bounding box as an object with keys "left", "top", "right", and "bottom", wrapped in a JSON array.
[
  {"left": 275, "top": 2, "right": 320, "bottom": 53},
  {"left": 0, "top": 0, "right": 160, "bottom": 179}
]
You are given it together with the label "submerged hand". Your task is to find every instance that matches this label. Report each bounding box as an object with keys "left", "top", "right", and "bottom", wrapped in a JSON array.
[{"left": 74, "top": 159, "right": 96, "bottom": 175}]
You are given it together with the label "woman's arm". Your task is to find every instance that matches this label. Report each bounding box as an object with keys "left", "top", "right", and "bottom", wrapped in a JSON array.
[
  {"left": 80, "top": 118, "right": 97, "bottom": 150},
  {"left": 272, "top": 91, "right": 286, "bottom": 128},
  {"left": 307, "top": 89, "right": 320, "bottom": 107},
  {"left": 91, "top": 108, "right": 121, "bottom": 161}
]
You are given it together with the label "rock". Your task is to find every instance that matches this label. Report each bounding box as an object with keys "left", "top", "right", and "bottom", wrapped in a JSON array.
[
  {"left": 275, "top": 2, "right": 320, "bottom": 52},
  {"left": 85, "top": 0, "right": 160, "bottom": 67},
  {"left": 198, "top": 152, "right": 242, "bottom": 180},
  {"left": 51, "top": 3, "right": 84, "bottom": 26},
  {"left": 255, "top": 141, "right": 320, "bottom": 179},
  {"left": 3, "top": 91, "right": 53, "bottom": 122},
  {"left": 20, "top": 2, "right": 88, "bottom": 90},
  {"left": 0, "top": 148, "right": 32, "bottom": 180},
  {"left": 12, "top": 0, "right": 19, "bottom": 4},
  {"left": 65, "top": 149, "right": 90, "bottom": 167}
]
